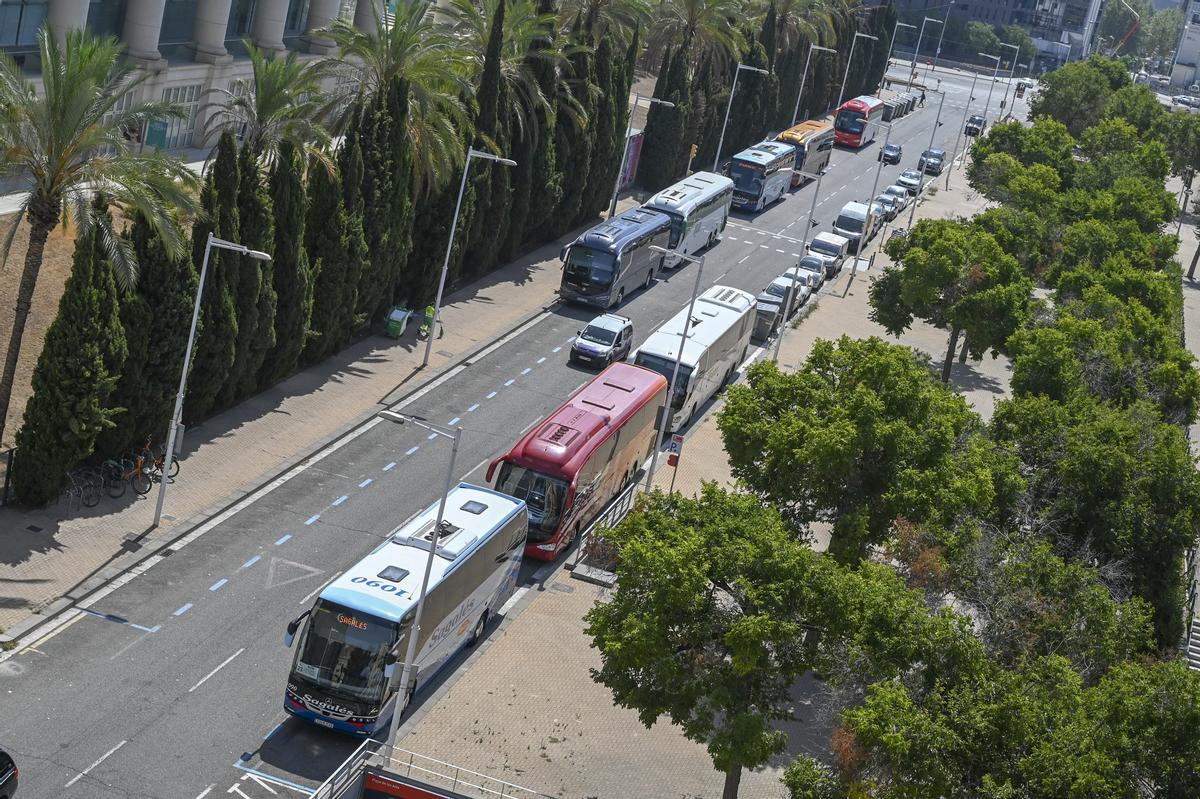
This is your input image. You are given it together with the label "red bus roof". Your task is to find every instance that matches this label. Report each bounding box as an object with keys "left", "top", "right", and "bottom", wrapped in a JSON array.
[
  {"left": 839, "top": 95, "right": 885, "bottom": 113},
  {"left": 503, "top": 363, "right": 667, "bottom": 481}
]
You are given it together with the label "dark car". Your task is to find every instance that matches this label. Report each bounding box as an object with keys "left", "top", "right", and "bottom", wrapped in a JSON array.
[
  {"left": 0, "top": 749, "right": 16, "bottom": 799},
  {"left": 878, "top": 143, "right": 902, "bottom": 164},
  {"left": 965, "top": 115, "right": 986, "bottom": 137},
  {"left": 918, "top": 148, "right": 946, "bottom": 175}
]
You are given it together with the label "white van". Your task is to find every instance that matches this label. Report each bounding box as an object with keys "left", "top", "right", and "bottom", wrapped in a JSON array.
[
  {"left": 806, "top": 232, "right": 850, "bottom": 276},
  {"left": 833, "top": 201, "right": 873, "bottom": 252}
]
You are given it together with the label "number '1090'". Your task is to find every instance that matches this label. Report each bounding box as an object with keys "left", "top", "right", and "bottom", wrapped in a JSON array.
[{"left": 351, "top": 575, "right": 407, "bottom": 595}]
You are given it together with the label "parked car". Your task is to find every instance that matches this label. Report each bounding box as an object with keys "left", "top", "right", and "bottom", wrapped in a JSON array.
[
  {"left": 897, "top": 169, "right": 923, "bottom": 193},
  {"left": 569, "top": 313, "right": 634, "bottom": 367},
  {"left": 878, "top": 143, "right": 902, "bottom": 164},
  {"left": 965, "top": 115, "right": 986, "bottom": 136},
  {"left": 759, "top": 276, "right": 808, "bottom": 319},
  {"left": 874, "top": 193, "right": 900, "bottom": 221},
  {"left": 918, "top": 148, "right": 946, "bottom": 175},
  {"left": 794, "top": 254, "right": 829, "bottom": 286},
  {"left": 0, "top": 749, "right": 16, "bottom": 799},
  {"left": 883, "top": 184, "right": 911, "bottom": 213},
  {"left": 806, "top": 232, "right": 851, "bottom": 275},
  {"left": 1173, "top": 95, "right": 1191, "bottom": 107}
]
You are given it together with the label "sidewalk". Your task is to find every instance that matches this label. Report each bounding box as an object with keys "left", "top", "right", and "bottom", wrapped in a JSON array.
[{"left": 0, "top": 200, "right": 638, "bottom": 640}]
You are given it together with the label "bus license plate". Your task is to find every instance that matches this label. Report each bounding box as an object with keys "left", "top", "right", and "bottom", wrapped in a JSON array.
[{"left": 314, "top": 718, "right": 335, "bottom": 729}]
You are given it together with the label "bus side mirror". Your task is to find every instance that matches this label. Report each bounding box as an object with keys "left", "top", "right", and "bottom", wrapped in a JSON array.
[
  {"left": 560, "top": 245, "right": 569, "bottom": 262},
  {"left": 284, "top": 630, "right": 295, "bottom": 648},
  {"left": 284, "top": 609, "right": 310, "bottom": 648},
  {"left": 485, "top": 457, "right": 502, "bottom": 483}
]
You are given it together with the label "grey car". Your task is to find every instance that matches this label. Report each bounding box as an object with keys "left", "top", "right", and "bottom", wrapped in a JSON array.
[
  {"left": 918, "top": 148, "right": 946, "bottom": 175},
  {"left": 570, "top": 313, "right": 634, "bottom": 368}
]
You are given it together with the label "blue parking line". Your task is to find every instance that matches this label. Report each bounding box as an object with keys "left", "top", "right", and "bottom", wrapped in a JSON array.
[
  {"left": 231, "top": 761, "right": 315, "bottom": 794},
  {"left": 521, "top": 367, "right": 532, "bottom": 375},
  {"left": 209, "top": 579, "right": 227, "bottom": 592},
  {"left": 241, "top": 555, "right": 261, "bottom": 569},
  {"left": 304, "top": 515, "right": 320, "bottom": 525},
  {"left": 537, "top": 357, "right": 546, "bottom": 364},
  {"left": 448, "top": 417, "right": 461, "bottom": 426},
  {"left": 467, "top": 404, "right": 479, "bottom": 413},
  {"left": 405, "top": 446, "right": 419, "bottom": 456},
  {"left": 552, "top": 346, "right": 562, "bottom": 353},
  {"left": 427, "top": 432, "right": 437, "bottom": 440},
  {"left": 486, "top": 391, "right": 497, "bottom": 399},
  {"left": 173, "top": 603, "right": 193, "bottom": 617},
  {"left": 505, "top": 379, "right": 515, "bottom": 386},
  {"left": 332, "top": 495, "right": 348, "bottom": 506},
  {"left": 359, "top": 478, "right": 373, "bottom": 488},
  {"left": 383, "top": 462, "right": 396, "bottom": 471},
  {"left": 275, "top": 534, "right": 291, "bottom": 545}
]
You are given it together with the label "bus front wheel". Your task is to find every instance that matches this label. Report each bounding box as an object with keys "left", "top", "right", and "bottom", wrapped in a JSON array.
[{"left": 468, "top": 611, "right": 488, "bottom": 646}]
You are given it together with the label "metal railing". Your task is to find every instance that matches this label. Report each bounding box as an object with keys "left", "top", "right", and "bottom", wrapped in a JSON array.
[{"left": 567, "top": 477, "right": 641, "bottom": 572}]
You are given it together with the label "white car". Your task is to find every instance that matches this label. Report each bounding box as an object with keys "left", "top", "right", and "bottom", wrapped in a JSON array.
[
  {"left": 793, "top": 254, "right": 828, "bottom": 286},
  {"left": 883, "top": 184, "right": 911, "bottom": 212},
  {"left": 897, "top": 169, "right": 923, "bottom": 194}
]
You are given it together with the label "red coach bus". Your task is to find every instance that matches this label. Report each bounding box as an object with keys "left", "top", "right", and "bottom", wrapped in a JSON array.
[
  {"left": 834, "top": 95, "right": 885, "bottom": 148},
  {"left": 486, "top": 362, "right": 667, "bottom": 560}
]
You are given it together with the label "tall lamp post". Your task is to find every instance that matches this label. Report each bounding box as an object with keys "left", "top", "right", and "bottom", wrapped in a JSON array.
[
  {"left": 926, "top": 1, "right": 954, "bottom": 80},
  {"left": 715, "top": 62, "right": 770, "bottom": 172},
  {"left": 792, "top": 44, "right": 837, "bottom": 127},
  {"left": 423, "top": 146, "right": 516, "bottom": 367},
  {"left": 883, "top": 21, "right": 916, "bottom": 92},
  {"left": 378, "top": 410, "right": 462, "bottom": 755},
  {"left": 837, "top": 32, "right": 879, "bottom": 112},
  {"left": 998, "top": 42, "right": 1021, "bottom": 118},
  {"left": 610, "top": 93, "right": 675, "bottom": 217},
  {"left": 908, "top": 16, "right": 943, "bottom": 89},
  {"left": 863, "top": 121, "right": 893, "bottom": 238},
  {"left": 978, "top": 52, "right": 1002, "bottom": 123},
  {"left": 153, "top": 234, "right": 272, "bottom": 527},
  {"left": 773, "top": 170, "right": 825, "bottom": 363},
  {"left": 644, "top": 245, "right": 705, "bottom": 492},
  {"left": 907, "top": 90, "right": 946, "bottom": 230},
  {"left": 946, "top": 69, "right": 980, "bottom": 190}
]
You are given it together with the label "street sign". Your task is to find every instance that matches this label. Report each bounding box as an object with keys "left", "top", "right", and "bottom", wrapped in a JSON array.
[{"left": 667, "top": 434, "right": 684, "bottom": 455}]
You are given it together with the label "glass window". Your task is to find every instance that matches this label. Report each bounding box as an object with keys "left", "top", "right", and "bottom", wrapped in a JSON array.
[
  {"left": 580, "top": 325, "right": 617, "bottom": 346},
  {"left": 495, "top": 463, "right": 568, "bottom": 542},
  {"left": 159, "top": 0, "right": 196, "bottom": 45},
  {"left": 293, "top": 600, "right": 397, "bottom": 703},
  {"left": 633, "top": 353, "right": 692, "bottom": 410},
  {"left": 563, "top": 247, "right": 617, "bottom": 288},
  {"left": 285, "top": 0, "right": 310, "bottom": 32},
  {"left": 161, "top": 83, "right": 202, "bottom": 149},
  {"left": 0, "top": 0, "right": 47, "bottom": 51},
  {"left": 227, "top": 0, "right": 256, "bottom": 39},
  {"left": 729, "top": 161, "right": 764, "bottom": 196},
  {"left": 87, "top": 0, "right": 127, "bottom": 38},
  {"left": 835, "top": 109, "right": 865, "bottom": 134}
]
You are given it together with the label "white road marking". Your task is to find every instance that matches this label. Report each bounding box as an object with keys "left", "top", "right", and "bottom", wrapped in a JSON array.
[
  {"left": 358, "top": 478, "right": 372, "bottom": 488},
  {"left": 195, "top": 785, "right": 216, "bottom": 799},
  {"left": 404, "top": 446, "right": 419, "bottom": 456},
  {"left": 464, "top": 310, "right": 552, "bottom": 364},
  {"left": 537, "top": 356, "right": 546, "bottom": 364},
  {"left": 464, "top": 458, "right": 490, "bottom": 479},
  {"left": 738, "top": 255, "right": 751, "bottom": 264},
  {"left": 467, "top": 403, "right": 479, "bottom": 413},
  {"left": 447, "top": 417, "right": 461, "bottom": 426},
  {"left": 504, "top": 378, "right": 515, "bottom": 386},
  {"left": 173, "top": 603, "right": 193, "bottom": 617},
  {"left": 331, "top": 495, "right": 348, "bottom": 506},
  {"left": 521, "top": 367, "right": 532, "bottom": 375},
  {"left": 189, "top": 648, "right": 245, "bottom": 693},
  {"left": 304, "top": 515, "right": 319, "bottom": 525},
  {"left": 427, "top": 432, "right": 438, "bottom": 440},
  {"left": 274, "top": 535, "right": 291, "bottom": 546},
  {"left": 64, "top": 739, "right": 127, "bottom": 787},
  {"left": 519, "top": 417, "right": 539, "bottom": 435},
  {"left": 209, "top": 579, "right": 227, "bottom": 592},
  {"left": 383, "top": 461, "right": 396, "bottom": 470},
  {"left": 486, "top": 391, "right": 497, "bottom": 399},
  {"left": 299, "top": 571, "right": 342, "bottom": 606},
  {"left": 551, "top": 346, "right": 562, "bottom": 353}
]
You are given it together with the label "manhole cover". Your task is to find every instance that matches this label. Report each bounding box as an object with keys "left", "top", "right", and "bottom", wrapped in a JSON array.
[
  {"left": 438, "top": 350, "right": 455, "bottom": 359},
  {"left": 26, "top": 525, "right": 42, "bottom": 533},
  {"left": 550, "top": 583, "right": 575, "bottom": 593}
]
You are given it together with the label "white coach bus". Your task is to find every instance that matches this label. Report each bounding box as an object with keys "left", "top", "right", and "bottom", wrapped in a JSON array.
[{"left": 641, "top": 171, "right": 735, "bottom": 267}]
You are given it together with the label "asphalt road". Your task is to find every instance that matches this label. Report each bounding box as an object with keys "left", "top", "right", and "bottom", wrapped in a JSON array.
[{"left": 0, "top": 69, "right": 1020, "bottom": 799}]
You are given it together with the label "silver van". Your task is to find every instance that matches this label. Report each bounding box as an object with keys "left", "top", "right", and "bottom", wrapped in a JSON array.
[
  {"left": 807, "top": 231, "right": 850, "bottom": 274},
  {"left": 833, "top": 202, "right": 871, "bottom": 252}
]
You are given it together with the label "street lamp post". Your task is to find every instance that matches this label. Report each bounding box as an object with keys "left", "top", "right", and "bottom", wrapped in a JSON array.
[
  {"left": 909, "top": 17, "right": 943, "bottom": 89},
  {"left": 378, "top": 410, "right": 462, "bottom": 756},
  {"left": 715, "top": 63, "right": 770, "bottom": 172},
  {"left": 773, "top": 170, "right": 824, "bottom": 364},
  {"left": 424, "top": 147, "right": 516, "bottom": 367},
  {"left": 153, "top": 233, "right": 271, "bottom": 528},
  {"left": 998, "top": 43, "right": 1020, "bottom": 118},
  {"left": 792, "top": 44, "right": 837, "bottom": 127},
  {"left": 907, "top": 90, "right": 946, "bottom": 230},
  {"left": 610, "top": 93, "right": 675, "bottom": 217},
  {"left": 883, "top": 21, "right": 916, "bottom": 92},
  {"left": 946, "top": 70, "right": 980, "bottom": 190},
  {"left": 837, "top": 32, "right": 879, "bottom": 112},
  {"left": 927, "top": 1, "right": 954, "bottom": 79},
  {"left": 644, "top": 245, "right": 705, "bottom": 492},
  {"left": 864, "top": 121, "right": 893, "bottom": 238},
  {"left": 978, "top": 52, "right": 1002, "bottom": 123}
]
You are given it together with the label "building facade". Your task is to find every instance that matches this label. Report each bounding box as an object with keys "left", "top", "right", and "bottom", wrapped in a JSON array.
[
  {"left": 0, "top": 0, "right": 376, "bottom": 151},
  {"left": 1173, "top": 0, "right": 1200, "bottom": 87}
]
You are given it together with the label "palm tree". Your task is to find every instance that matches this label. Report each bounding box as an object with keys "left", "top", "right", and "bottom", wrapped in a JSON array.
[
  {"left": 645, "top": 0, "right": 748, "bottom": 73},
  {"left": 202, "top": 41, "right": 335, "bottom": 170},
  {"left": 756, "top": 0, "right": 846, "bottom": 53},
  {"left": 0, "top": 27, "right": 198, "bottom": 447},
  {"left": 322, "top": 0, "right": 471, "bottom": 194},
  {"left": 556, "top": 0, "right": 652, "bottom": 47}
]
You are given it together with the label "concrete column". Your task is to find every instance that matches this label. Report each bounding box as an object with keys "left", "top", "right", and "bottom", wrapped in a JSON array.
[
  {"left": 251, "top": 0, "right": 289, "bottom": 51},
  {"left": 353, "top": 0, "right": 378, "bottom": 36},
  {"left": 302, "top": 0, "right": 341, "bottom": 54},
  {"left": 122, "top": 0, "right": 168, "bottom": 65},
  {"left": 47, "top": 0, "right": 90, "bottom": 47},
  {"left": 190, "top": 0, "right": 235, "bottom": 64}
]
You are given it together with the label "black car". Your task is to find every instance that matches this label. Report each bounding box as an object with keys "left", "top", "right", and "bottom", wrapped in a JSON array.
[
  {"left": 965, "top": 115, "right": 986, "bottom": 137},
  {"left": 918, "top": 148, "right": 946, "bottom": 175},
  {"left": 878, "top": 143, "right": 902, "bottom": 164},
  {"left": 0, "top": 749, "right": 16, "bottom": 799}
]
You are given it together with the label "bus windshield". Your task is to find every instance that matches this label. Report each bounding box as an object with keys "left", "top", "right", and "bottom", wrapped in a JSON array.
[
  {"left": 495, "top": 462, "right": 568, "bottom": 542},
  {"left": 663, "top": 211, "right": 685, "bottom": 248},
  {"left": 292, "top": 600, "right": 398, "bottom": 704},
  {"left": 729, "top": 161, "right": 765, "bottom": 196},
  {"left": 634, "top": 352, "right": 693, "bottom": 410},
  {"left": 835, "top": 109, "right": 865, "bottom": 134},
  {"left": 564, "top": 247, "right": 617, "bottom": 288}
]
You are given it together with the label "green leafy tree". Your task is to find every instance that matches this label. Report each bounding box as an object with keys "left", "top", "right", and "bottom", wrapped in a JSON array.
[
  {"left": 12, "top": 201, "right": 127, "bottom": 505},
  {"left": 224, "top": 142, "right": 275, "bottom": 404},
  {"left": 523, "top": 0, "right": 564, "bottom": 242},
  {"left": 552, "top": 22, "right": 596, "bottom": 236},
  {"left": 1103, "top": 83, "right": 1165, "bottom": 132},
  {"left": 187, "top": 131, "right": 241, "bottom": 422},
  {"left": 1097, "top": 0, "right": 1150, "bottom": 55},
  {"left": 781, "top": 758, "right": 841, "bottom": 799},
  {"left": 996, "top": 24, "right": 1036, "bottom": 66},
  {"left": 991, "top": 395, "right": 1200, "bottom": 647},
  {"left": 638, "top": 45, "right": 692, "bottom": 190},
  {"left": 303, "top": 154, "right": 350, "bottom": 365},
  {"left": 727, "top": 39, "right": 776, "bottom": 157},
  {"left": 872, "top": 218, "right": 1032, "bottom": 383},
  {"left": 1145, "top": 8, "right": 1184, "bottom": 61},
  {"left": 1028, "top": 57, "right": 1128, "bottom": 137},
  {"left": 463, "top": 0, "right": 511, "bottom": 274},
  {"left": 0, "top": 27, "right": 196, "bottom": 448},
  {"left": 719, "top": 339, "right": 1018, "bottom": 563},
  {"left": 645, "top": 0, "right": 748, "bottom": 73},
  {"left": 964, "top": 21, "right": 1001, "bottom": 58},
  {"left": 967, "top": 118, "right": 1077, "bottom": 194},
  {"left": 578, "top": 32, "right": 626, "bottom": 222},
  {"left": 260, "top": 140, "right": 310, "bottom": 386}
]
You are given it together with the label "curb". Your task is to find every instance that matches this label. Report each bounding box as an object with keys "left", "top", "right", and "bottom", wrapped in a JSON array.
[{"left": 0, "top": 293, "right": 564, "bottom": 648}]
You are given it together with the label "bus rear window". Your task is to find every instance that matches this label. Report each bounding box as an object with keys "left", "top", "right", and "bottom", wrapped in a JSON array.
[{"left": 495, "top": 463, "right": 568, "bottom": 542}]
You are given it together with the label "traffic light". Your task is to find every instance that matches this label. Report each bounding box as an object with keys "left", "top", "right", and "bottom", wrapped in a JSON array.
[{"left": 689, "top": 143, "right": 698, "bottom": 158}]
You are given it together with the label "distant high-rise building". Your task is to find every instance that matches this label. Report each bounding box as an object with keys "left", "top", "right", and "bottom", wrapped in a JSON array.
[{"left": 1172, "top": 0, "right": 1200, "bottom": 86}]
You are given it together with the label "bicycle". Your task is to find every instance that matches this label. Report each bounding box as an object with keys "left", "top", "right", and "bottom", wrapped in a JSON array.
[
  {"left": 135, "top": 438, "right": 180, "bottom": 482},
  {"left": 100, "top": 456, "right": 138, "bottom": 498},
  {"left": 65, "top": 468, "right": 101, "bottom": 509}
]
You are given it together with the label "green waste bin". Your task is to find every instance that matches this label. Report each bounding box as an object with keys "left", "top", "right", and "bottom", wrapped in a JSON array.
[{"left": 385, "top": 307, "right": 410, "bottom": 338}]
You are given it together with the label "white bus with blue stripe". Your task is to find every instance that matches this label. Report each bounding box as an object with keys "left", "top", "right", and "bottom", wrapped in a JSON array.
[
  {"left": 729, "top": 140, "right": 796, "bottom": 212},
  {"left": 282, "top": 484, "right": 527, "bottom": 736}
]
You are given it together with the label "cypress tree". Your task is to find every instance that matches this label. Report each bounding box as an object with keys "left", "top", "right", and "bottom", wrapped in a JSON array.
[
  {"left": 225, "top": 142, "right": 275, "bottom": 404},
  {"left": 384, "top": 77, "right": 414, "bottom": 311},
  {"left": 465, "top": 0, "right": 510, "bottom": 276},
  {"left": 261, "top": 140, "right": 309, "bottom": 386},
  {"left": 578, "top": 33, "right": 621, "bottom": 222},
  {"left": 187, "top": 131, "right": 240, "bottom": 423},
  {"left": 502, "top": 125, "right": 535, "bottom": 261},
  {"left": 759, "top": 2, "right": 777, "bottom": 70},
  {"left": 523, "top": 0, "right": 563, "bottom": 243},
  {"left": 339, "top": 139, "right": 369, "bottom": 343},
  {"left": 636, "top": 46, "right": 674, "bottom": 190},
  {"left": 553, "top": 22, "right": 596, "bottom": 236},
  {"left": 356, "top": 94, "right": 392, "bottom": 322},
  {"left": 12, "top": 200, "right": 127, "bottom": 506},
  {"left": 94, "top": 280, "right": 150, "bottom": 460},
  {"left": 729, "top": 40, "right": 777, "bottom": 154},
  {"left": 302, "top": 158, "right": 348, "bottom": 365}
]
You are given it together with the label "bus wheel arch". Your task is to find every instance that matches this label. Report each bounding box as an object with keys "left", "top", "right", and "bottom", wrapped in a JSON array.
[{"left": 468, "top": 610, "right": 489, "bottom": 646}]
